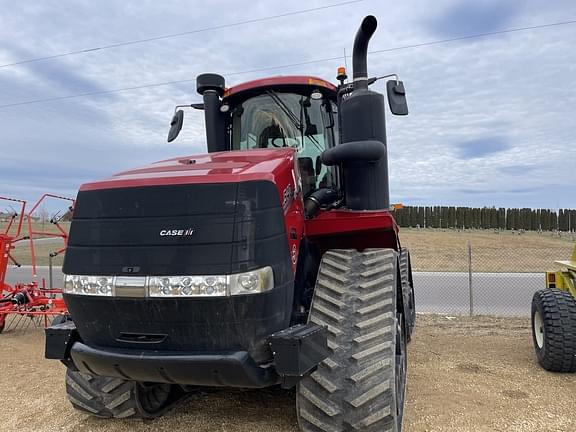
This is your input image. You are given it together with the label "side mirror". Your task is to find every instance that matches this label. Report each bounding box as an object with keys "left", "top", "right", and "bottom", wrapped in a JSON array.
[
  {"left": 386, "top": 80, "right": 408, "bottom": 116},
  {"left": 167, "top": 110, "right": 184, "bottom": 142}
]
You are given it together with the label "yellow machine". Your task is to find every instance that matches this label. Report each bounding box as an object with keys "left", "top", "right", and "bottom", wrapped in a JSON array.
[
  {"left": 532, "top": 244, "right": 576, "bottom": 372},
  {"left": 545, "top": 246, "right": 576, "bottom": 297}
]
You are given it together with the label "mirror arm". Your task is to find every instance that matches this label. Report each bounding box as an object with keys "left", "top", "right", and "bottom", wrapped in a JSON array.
[
  {"left": 174, "top": 103, "right": 204, "bottom": 114},
  {"left": 367, "top": 73, "right": 399, "bottom": 86},
  {"left": 341, "top": 74, "right": 400, "bottom": 92}
]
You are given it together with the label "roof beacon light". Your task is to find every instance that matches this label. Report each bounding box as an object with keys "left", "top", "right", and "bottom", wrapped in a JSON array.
[{"left": 337, "top": 66, "right": 347, "bottom": 85}]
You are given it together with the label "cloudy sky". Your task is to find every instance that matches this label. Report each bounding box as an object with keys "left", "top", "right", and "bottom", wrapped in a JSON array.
[{"left": 1, "top": 0, "right": 575, "bottom": 214}]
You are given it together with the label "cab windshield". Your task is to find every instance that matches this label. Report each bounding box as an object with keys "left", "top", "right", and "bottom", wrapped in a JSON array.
[{"left": 230, "top": 91, "right": 338, "bottom": 195}]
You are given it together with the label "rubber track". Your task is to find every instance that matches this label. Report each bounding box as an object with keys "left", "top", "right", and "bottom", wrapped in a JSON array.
[
  {"left": 532, "top": 289, "right": 576, "bottom": 372},
  {"left": 297, "top": 249, "right": 401, "bottom": 432},
  {"left": 65, "top": 369, "right": 175, "bottom": 418}
]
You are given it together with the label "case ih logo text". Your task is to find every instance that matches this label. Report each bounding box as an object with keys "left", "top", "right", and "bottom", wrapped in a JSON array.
[{"left": 159, "top": 228, "right": 195, "bottom": 237}]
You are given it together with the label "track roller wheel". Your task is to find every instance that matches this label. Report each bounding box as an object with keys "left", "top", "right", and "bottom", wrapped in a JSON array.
[
  {"left": 296, "top": 248, "right": 406, "bottom": 432},
  {"left": 65, "top": 368, "right": 184, "bottom": 418},
  {"left": 531, "top": 288, "right": 576, "bottom": 373}
]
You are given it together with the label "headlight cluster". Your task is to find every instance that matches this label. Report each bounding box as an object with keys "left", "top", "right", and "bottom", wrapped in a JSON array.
[
  {"left": 148, "top": 275, "right": 227, "bottom": 297},
  {"left": 63, "top": 267, "right": 274, "bottom": 298},
  {"left": 64, "top": 276, "right": 114, "bottom": 296}
]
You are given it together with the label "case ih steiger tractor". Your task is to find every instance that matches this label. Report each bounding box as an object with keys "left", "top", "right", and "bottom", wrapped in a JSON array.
[
  {"left": 531, "top": 244, "right": 576, "bottom": 373},
  {"left": 45, "top": 16, "right": 416, "bottom": 431}
]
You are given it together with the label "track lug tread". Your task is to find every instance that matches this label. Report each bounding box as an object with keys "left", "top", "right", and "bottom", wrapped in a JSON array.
[
  {"left": 354, "top": 326, "right": 392, "bottom": 344},
  {"left": 350, "top": 407, "right": 393, "bottom": 430},
  {"left": 348, "top": 379, "right": 391, "bottom": 408},
  {"left": 357, "top": 298, "right": 393, "bottom": 315},
  {"left": 297, "top": 248, "right": 406, "bottom": 432},
  {"left": 354, "top": 312, "right": 393, "bottom": 330},
  {"left": 300, "top": 385, "right": 341, "bottom": 417},
  {"left": 64, "top": 369, "right": 182, "bottom": 419},
  {"left": 312, "top": 302, "right": 344, "bottom": 323},
  {"left": 350, "top": 358, "right": 392, "bottom": 383},
  {"left": 311, "top": 371, "right": 340, "bottom": 393}
]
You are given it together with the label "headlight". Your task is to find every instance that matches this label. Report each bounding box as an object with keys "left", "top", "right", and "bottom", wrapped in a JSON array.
[
  {"left": 148, "top": 275, "right": 228, "bottom": 297},
  {"left": 64, "top": 275, "right": 114, "bottom": 296},
  {"left": 229, "top": 267, "right": 274, "bottom": 296},
  {"left": 63, "top": 267, "right": 274, "bottom": 298}
]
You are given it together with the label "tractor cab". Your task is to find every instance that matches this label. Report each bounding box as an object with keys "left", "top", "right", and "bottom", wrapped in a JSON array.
[
  {"left": 227, "top": 82, "right": 339, "bottom": 198},
  {"left": 170, "top": 76, "right": 340, "bottom": 198}
]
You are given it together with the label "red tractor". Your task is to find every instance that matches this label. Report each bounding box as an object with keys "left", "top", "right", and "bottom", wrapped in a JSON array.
[{"left": 46, "top": 16, "right": 415, "bottom": 431}]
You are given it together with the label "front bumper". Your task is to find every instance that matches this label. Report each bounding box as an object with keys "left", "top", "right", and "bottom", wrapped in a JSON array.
[
  {"left": 71, "top": 342, "right": 277, "bottom": 388},
  {"left": 46, "top": 321, "right": 328, "bottom": 389}
]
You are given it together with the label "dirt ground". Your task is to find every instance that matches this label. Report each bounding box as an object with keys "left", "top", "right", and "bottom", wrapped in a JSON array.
[{"left": 0, "top": 315, "right": 574, "bottom": 432}]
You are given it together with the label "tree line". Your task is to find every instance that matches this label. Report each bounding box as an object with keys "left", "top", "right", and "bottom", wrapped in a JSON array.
[{"left": 394, "top": 206, "right": 576, "bottom": 231}]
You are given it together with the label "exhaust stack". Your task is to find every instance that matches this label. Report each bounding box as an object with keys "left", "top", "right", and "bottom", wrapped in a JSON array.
[
  {"left": 352, "top": 15, "right": 377, "bottom": 90},
  {"left": 322, "top": 15, "right": 390, "bottom": 211}
]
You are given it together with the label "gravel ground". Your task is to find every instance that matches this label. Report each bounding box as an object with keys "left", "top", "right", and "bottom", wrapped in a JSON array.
[{"left": 0, "top": 314, "right": 574, "bottom": 432}]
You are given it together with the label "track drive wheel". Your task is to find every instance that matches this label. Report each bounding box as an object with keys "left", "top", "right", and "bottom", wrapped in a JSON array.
[
  {"left": 531, "top": 288, "right": 576, "bottom": 373},
  {"left": 65, "top": 368, "right": 184, "bottom": 418},
  {"left": 296, "top": 249, "right": 406, "bottom": 432}
]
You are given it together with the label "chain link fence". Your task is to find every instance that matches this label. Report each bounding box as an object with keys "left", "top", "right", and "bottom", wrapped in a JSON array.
[
  {"left": 4, "top": 227, "right": 574, "bottom": 318},
  {"left": 410, "top": 234, "right": 575, "bottom": 316}
]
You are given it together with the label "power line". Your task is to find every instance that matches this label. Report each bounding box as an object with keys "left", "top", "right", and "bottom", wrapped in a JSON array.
[
  {"left": 0, "top": 0, "right": 363, "bottom": 69},
  {"left": 369, "top": 18, "right": 576, "bottom": 55},
  {"left": 0, "top": 58, "right": 349, "bottom": 108},
  {"left": 1, "top": 17, "right": 575, "bottom": 109}
]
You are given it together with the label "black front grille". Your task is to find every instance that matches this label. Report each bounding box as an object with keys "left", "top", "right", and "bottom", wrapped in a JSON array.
[{"left": 64, "top": 181, "right": 290, "bottom": 277}]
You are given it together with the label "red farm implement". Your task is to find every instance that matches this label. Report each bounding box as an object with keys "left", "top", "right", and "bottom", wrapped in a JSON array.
[{"left": 0, "top": 194, "right": 74, "bottom": 333}]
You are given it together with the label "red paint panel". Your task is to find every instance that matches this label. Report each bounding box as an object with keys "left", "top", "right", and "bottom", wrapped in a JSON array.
[
  {"left": 305, "top": 209, "right": 398, "bottom": 237},
  {"left": 280, "top": 156, "right": 305, "bottom": 273},
  {"left": 304, "top": 209, "right": 400, "bottom": 253},
  {"left": 80, "top": 149, "right": 297, "bottom": 192},
  {"left": 224, "top": 76, "right": 337, "bottom": 98}
]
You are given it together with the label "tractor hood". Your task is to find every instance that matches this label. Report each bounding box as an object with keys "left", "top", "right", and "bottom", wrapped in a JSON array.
[
  {"left": 80, "top": 148, "right": 296, "bottom": 192},
  {"left": 64, "top": 148, "right": 296, "bottom": 359}
]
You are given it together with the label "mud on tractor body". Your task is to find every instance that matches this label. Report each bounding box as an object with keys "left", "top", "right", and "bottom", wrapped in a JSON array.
[
  {"left": 531, "top": 244, "right": 576, "bottom": 373},
  {"left": 45, "top": 16, "right": 416, "bottom": 431}
]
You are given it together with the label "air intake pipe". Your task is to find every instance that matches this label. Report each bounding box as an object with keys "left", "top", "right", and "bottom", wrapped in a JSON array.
[
  {"left": 197, "top": 73, "right": 227, "bottom": 153},
  {"left": 323, "top": 15, "right": 390, "bottom": 211}
]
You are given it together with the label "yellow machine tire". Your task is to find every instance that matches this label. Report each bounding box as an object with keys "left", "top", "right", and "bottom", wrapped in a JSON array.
[{"left": 531, "top": 288, "right": 576, "bottom": 373}]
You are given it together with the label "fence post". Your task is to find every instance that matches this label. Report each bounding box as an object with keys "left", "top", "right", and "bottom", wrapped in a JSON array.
[{"left": 468, "top": 241, "right": 473, "bottom": 316}]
